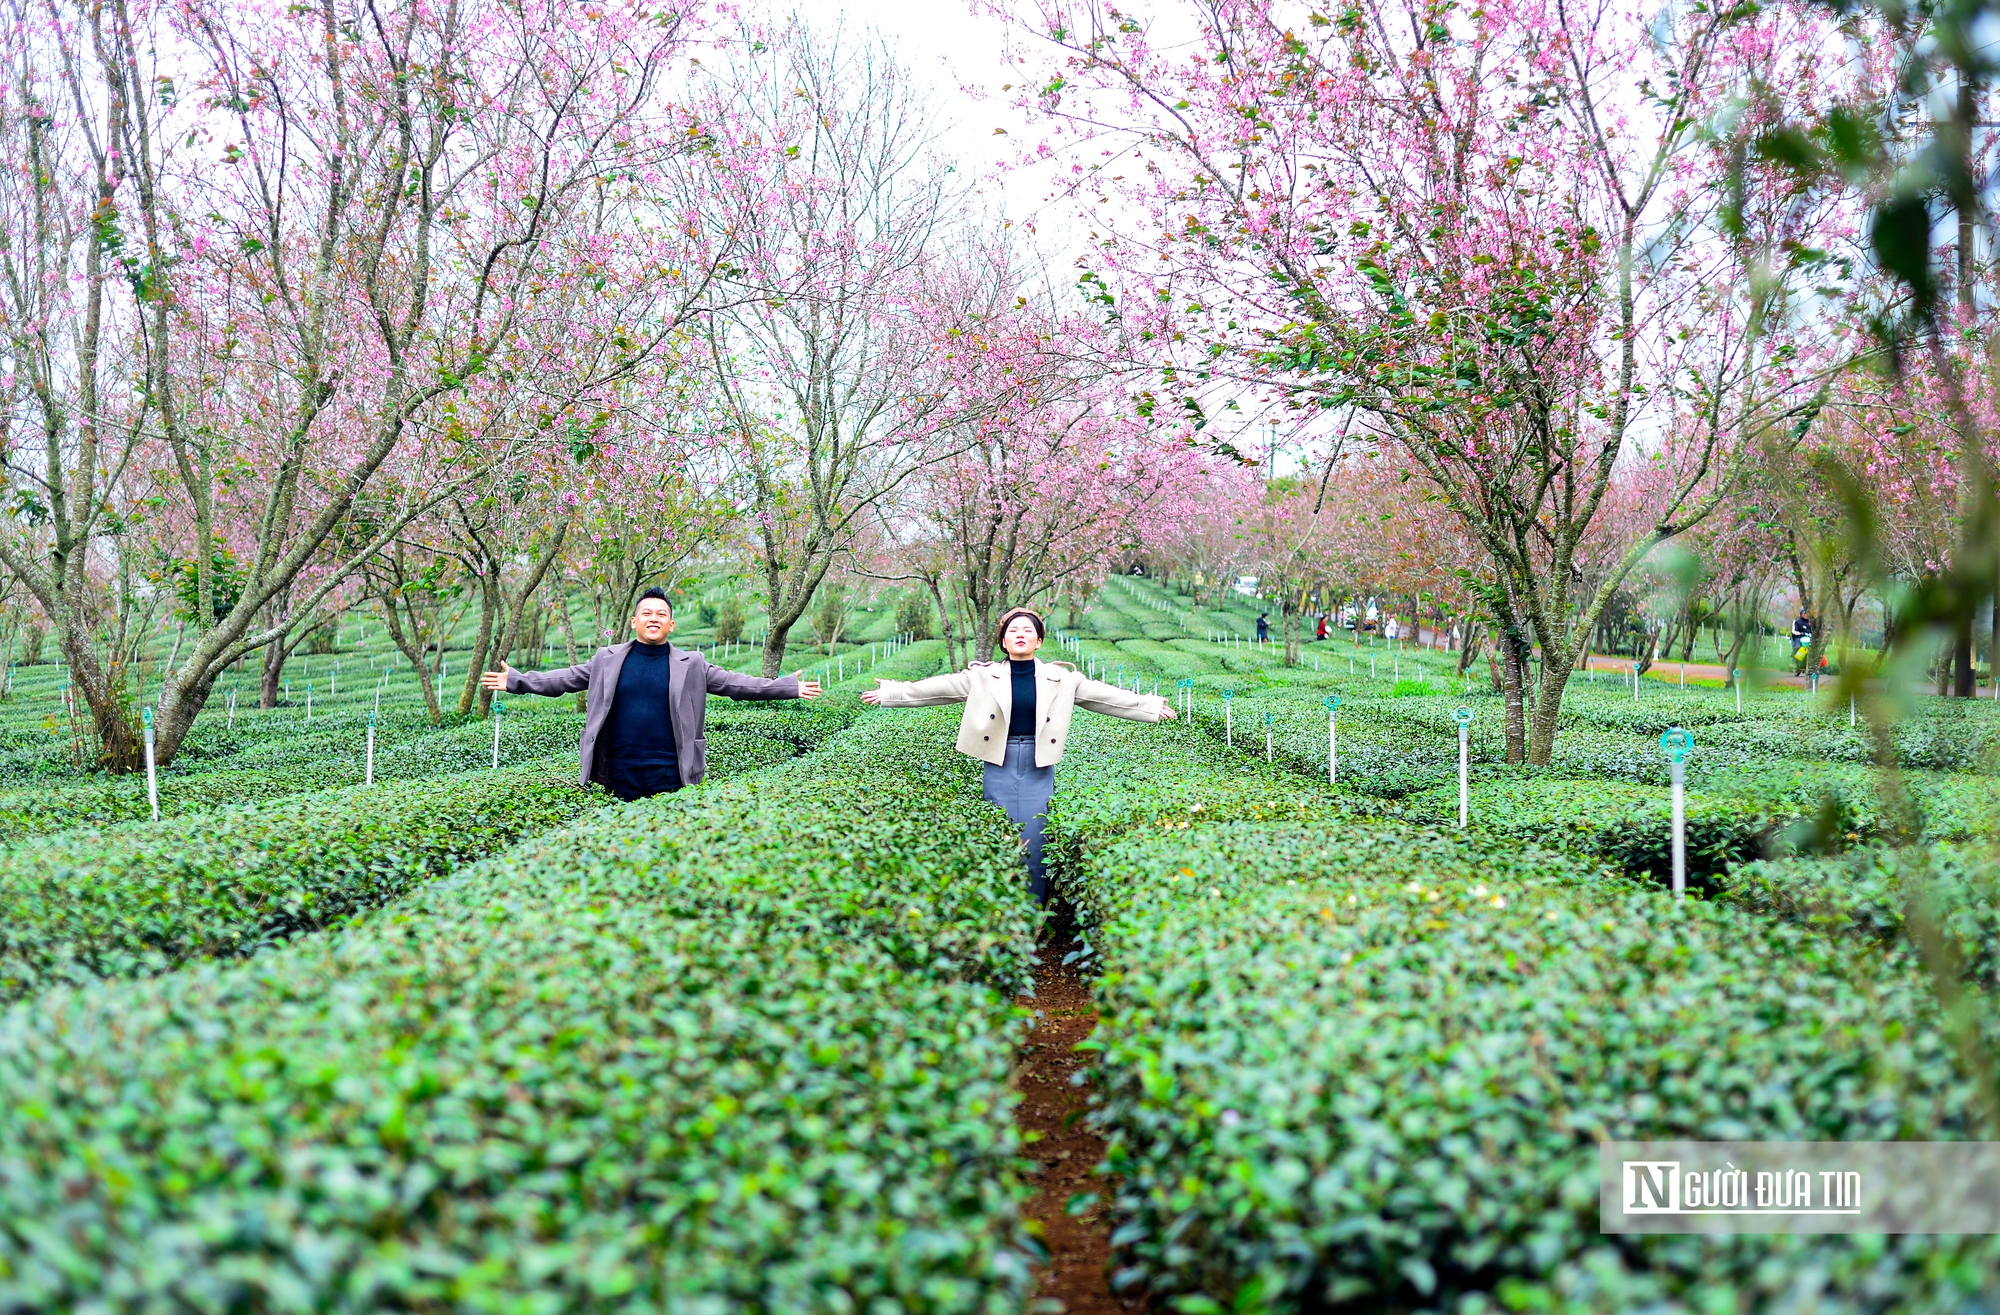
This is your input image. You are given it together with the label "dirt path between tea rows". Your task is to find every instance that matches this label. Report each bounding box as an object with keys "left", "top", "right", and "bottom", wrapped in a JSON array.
[{"left": 1014, "top": 916, "right": 1149, "bottom": 1314}]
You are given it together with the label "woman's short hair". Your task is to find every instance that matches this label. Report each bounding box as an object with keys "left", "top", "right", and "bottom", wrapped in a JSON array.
[{"left": 996, "top": 607, "right": 1046, "bottom": 640}]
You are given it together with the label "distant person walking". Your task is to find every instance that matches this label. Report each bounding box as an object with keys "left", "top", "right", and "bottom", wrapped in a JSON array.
[
  {"left": 1315, "top": 613, "right": 1329, "bottom": 642},
  {"left": 861, "top": 607, "right": 1175, "bottom": 904},
  {"left": 1256, "top": 612, "right": 1270, "bottom": 642},
  {"left": 481, "top": 586, "right": 821, "bottom": 801}
]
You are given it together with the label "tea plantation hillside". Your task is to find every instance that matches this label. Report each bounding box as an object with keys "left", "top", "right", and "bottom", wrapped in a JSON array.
[{"left": 1, "top": 584, "right": 1997, "bottom": 1312}]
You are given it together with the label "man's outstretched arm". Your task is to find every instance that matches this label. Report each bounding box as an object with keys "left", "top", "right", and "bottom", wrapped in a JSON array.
[
  {"left": 481, "top": 659, "right": 591, "bottom": 697},
  {"left": 705, "top": 665, "right": 821, "bottom": 701}
]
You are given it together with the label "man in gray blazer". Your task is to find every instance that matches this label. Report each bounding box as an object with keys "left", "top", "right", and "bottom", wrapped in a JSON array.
[{"left": 480, "top": 587, "right": 821, "bottom": 800}]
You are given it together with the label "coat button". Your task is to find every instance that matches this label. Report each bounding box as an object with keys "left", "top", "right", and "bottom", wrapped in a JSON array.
[{"left": 983, "top": 735, "right": 990, "bottom": 741}]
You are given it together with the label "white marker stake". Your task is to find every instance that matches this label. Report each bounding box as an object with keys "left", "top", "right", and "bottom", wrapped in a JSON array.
[
  {"left": 492, "top": 700, "right": 503, "bottom": 769},
  {"left": 366, "top": 712, "right": 376, "bottom": 786},
  {"left": 1850, "top": 694, "right": 1855, "bottom": 727},
  {"left": 1265, "top": 712, "right": 1273, "bottom": 763},
  {"left": 1326, "top": 696, "right": 1341, "bottom": 785},
  {"left": 1661, "top": 729, "right": 1694, "bottom": 898},
  {"left": 142, "top": 707, "right": 160, "bottom": 822},
  {"left": 306, "top": 684, "right": 313, "bottom": 723},
  {"left": 227, "top": 687, "right": 237, "bottom": 729},
  {"left": 1225, "top": 692, "right": 1234, "bottom": 748},
  {"left": 1454, "top": 706, "right": 1472, "bottom": 828},
  {"left": 1734, "top": 668, "right": 1742, "bottom": 714}
]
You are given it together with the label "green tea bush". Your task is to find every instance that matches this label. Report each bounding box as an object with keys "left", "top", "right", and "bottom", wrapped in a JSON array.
[
  {"left": 0, "top": 678, "right": 880, "bottom": 842},
  {"left": 0, "top": 706, "right": 828, "bottom": 999},
  {"left": 1720, "top": 842, "right": 2000, "bottom": 984},
  {"left": 0, "top": 710, "right": 588, "bottom": 840},
  {"left": 1386, "top": 777, "right": 1783, "bottom": 883},
  {"left": 0, "top": 710, "right": 1037, "bottom": 1313},
  {"left": 1047, "top": 719, "right": 1999, "bottom": 1315},
  {"left": 0, "top": 756, "right": 603, "bottom": 1000}
]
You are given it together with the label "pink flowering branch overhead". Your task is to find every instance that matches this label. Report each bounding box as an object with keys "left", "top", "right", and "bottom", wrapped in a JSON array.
[{"left": 987, "top": 0, "right": 1865, "bottom": 761}]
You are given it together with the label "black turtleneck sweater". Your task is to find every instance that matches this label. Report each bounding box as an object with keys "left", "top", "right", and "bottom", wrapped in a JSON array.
[
  {"left": 600, "top": 639, "right": 680, "bottom": 799},
  {"left": 1008, "top": 659, "right": 1036, "bottom": 737}
]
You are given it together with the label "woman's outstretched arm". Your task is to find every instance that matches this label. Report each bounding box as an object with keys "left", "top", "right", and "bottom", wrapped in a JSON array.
[
  {"left": 1075, "top": 678, "right": 1177, "bottom": 722},
  {"left": 860, "top": 669, "right": 974, "bottom": 707}
]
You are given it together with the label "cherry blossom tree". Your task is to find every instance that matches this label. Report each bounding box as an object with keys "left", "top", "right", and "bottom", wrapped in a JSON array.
[
  {"left": 682, "top": 18, "right": 962, "bottom": 677},
  {"left": 0, "top": 0, "right": 183, "bottom": 769},
  {"left": 883, "top": 243, "right": 1208, "bottom": 660},
  {"left": 2, "top": 0, "right": 730, "bottom": 769},
  {"left": 992, "top": 0, "right": 1859, "bottom": 761}
]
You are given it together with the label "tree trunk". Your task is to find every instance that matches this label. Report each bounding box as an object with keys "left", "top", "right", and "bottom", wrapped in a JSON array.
[
  {"left": 1456, "top": 619, "right": 1485, "bottom": 676},
  {"left": 378, "top": 594, "right": 444, "bottom": 724},
  {"left": 1989, "top": 594, "right": 1999, "bottom": 698},
  {"left": 1953, "top": 612, "right": 1976, "bottom": 697},
  {"left": 457, "top": 571, "right": 499, "bottom": 717},
  {"left": 1527, "top": 638, "right": 1584, "bottom": 766},
  {"left": 477, "top": 525, "right": 569, "bottom": 717},
  {"left": 928, "top": 578, "right": 958, "bottom": 670},
  {"left": 1499, "top": 621, "right": 1527, "bottom": 764},
  {"left": 557, "top": 586, "right": 587, "bottom": 714},
  {"left": 259, "top": 629, "right": 289, "bottom": 708},
  {"left": 61, "top": 621, "right": 141, "bottom": 772},
  {"left": 760, "top": 555, "right": 835, "bottom": 679}
]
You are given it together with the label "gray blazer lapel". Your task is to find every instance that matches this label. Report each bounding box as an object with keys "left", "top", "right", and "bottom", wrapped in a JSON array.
[
  {"left": 670, "top": 645, "right": 701, "bottom": 746},
  {"left": 599, "top": 641, "right": 635, "bottom": 705}
]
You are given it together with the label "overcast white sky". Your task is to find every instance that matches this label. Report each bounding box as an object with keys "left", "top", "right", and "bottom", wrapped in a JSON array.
[{"left": 789, "top": 0, "right": 1091, "bottom": 247}]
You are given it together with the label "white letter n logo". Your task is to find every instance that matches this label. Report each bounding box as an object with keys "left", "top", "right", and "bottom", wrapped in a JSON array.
[{"left": 1624, "top": 1161, "right": 1681, "bottom": 1213}]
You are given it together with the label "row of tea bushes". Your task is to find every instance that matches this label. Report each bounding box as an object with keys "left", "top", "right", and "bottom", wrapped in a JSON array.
[
  {"left": 0, "top": 709, "right": 1039, "bottom": 1313},
  {"left": 1100, "top": 576, "right": 2000, "bottom": 776},
  {"left": 0, "top": 688, "right": 900, "bottom": 998},
  {"left": 0, "top": 674, "right": 918, "bottom": 999},
  {"left": 0, "top": 639, "right": 947, "bottom": 842},
  {"left": 0, "top": 710, "right": 594, "bottom": 840},
  {"left": 1045, "top": 717, "right": 1998, "bottom": 1315},
  {"left": 1387, "top": 770, "right": 1999, "bottom": 884},
  {"left": 1101, "top": 650, "right": 1999, "bottom": 860},
  {"left": 0, "top": 758, "right": 600, "bottom": 1001},
  {"left": 1718, "top": 842, "right": 2000, "bottom": 986},
  {"left": 1385, "top": 778, "right": 1790, "bottom": 884}
]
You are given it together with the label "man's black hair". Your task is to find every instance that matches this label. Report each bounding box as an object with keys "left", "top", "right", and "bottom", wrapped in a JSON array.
[{"left": 636, "top": 586, "right": 672, "bottom": 611}]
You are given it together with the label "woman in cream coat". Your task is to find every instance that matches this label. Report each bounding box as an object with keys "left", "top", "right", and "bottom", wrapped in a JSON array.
[{"left": 861, "top": 606, "right": 1175, "bottom": 904}]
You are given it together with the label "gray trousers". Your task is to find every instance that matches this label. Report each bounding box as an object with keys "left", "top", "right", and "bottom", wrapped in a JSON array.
[{"left": 983, "top": 736, "right": 1056, "bottom": 904}]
